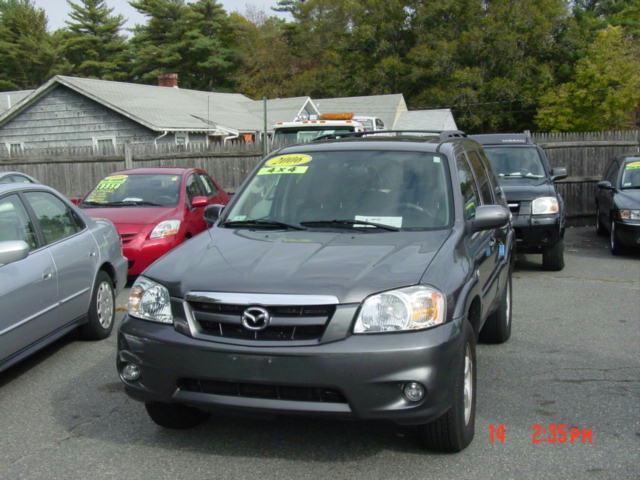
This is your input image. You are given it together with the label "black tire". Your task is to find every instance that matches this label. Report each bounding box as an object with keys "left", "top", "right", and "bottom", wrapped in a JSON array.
[
  {"left": 595, "top": 205, "right": 606, "bottom": 236},
  {"left": 610, "top": 220, "right": 623, "bottom": 255},
  {"left": 542, "top": 239, "right": 565, "bottom": 271},
  {"left": 480, "top": 274, "right": 512, "bottom": 344},
  {"left": 79, "top": 271, "right": 115, "bottom": 340},
  {"left": 418, "top": 322, "right": 476, "bottom": 452},
  {"left": 145, "top": 402, "right": 210, "bottom": 429}
]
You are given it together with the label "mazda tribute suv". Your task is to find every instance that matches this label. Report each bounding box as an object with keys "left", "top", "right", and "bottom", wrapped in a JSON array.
[{"left": 117, "top": 131, "right": 514, "bottom": 452}]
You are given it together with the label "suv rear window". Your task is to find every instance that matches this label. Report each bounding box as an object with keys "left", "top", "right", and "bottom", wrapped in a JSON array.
[{"left": 226, "top": 150, "right": 452, "bottom": 230}]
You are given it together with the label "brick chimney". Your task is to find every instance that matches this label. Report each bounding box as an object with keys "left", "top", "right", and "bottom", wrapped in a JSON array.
[{"left": 158, "top": 73, "right": 179, "bottom": 88}]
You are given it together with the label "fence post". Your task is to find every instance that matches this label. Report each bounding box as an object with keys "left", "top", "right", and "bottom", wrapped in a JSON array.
[{"left": 124, "top": 143, "right": 133, "bottom": 169}]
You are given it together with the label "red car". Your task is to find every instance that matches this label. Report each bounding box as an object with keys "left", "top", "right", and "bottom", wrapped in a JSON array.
[{"left": 80, "top": 168, "right": 229, "bottom": 276}]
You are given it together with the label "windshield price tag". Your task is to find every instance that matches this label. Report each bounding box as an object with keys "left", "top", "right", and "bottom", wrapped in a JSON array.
[
  {"left": 95, "top": 175, "right": 128, "bottom": 192},
  {"left": 265, "top": 154, "right": 313, "bottom": 167},
  {"left": 258, "top": 166, "right": 309, "bottom": 176},
  {"left": 625, "top": 161, "right": 640, "bottom": 170}
]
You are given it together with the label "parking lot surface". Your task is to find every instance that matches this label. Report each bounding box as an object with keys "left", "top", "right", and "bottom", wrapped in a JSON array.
[{"left": 0, "top": 227, "right": 638, "bottom": 480}]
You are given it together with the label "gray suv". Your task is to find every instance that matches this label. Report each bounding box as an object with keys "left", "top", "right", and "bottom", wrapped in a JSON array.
[{"left": 117, "top": 131, "right": 514, "bottom": 452}]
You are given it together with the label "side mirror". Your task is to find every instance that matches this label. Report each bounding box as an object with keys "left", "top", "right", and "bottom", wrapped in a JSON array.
[
  {"left": 597, "top": 180, "right": 614, "bottom": 190},
  {"left": 191, "top": 196, "right": 208, "bottom": 208},
  {"left": 204, "top": 204, "right": 225, "bottom": 226},
  {"left": 470, "top": 205, "right": 510, "bottom": 233},
  {"left": 69, "top": 197, "right": 82, "bottom": 206},
  {"left": 0, "top": 240, "right": 29, "bottom": 266},
  {"left": 551, "top": 167, "right": 567, "bottom": 181}
]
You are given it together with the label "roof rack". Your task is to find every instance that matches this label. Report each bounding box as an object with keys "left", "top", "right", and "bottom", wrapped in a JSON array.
[{"left": 312, "top": 130, "right": 467, "bottom": 143}]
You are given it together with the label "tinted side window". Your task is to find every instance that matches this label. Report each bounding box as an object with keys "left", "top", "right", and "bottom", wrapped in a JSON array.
[
  {"left": 0, "top": 194, "right": 38, "bottom": 249},
  {"left": 457, "top": 154, "right": 481, "bottom": 220},
  {"left": 0, "top": 176, "right": 12, "bottom": 184},
  {"left": 10, "top": 175, "right": 33, "bottom": 184},
  {"left": 24, "top": 192, "right": 83, "bottom": 244},
  {"left": 466, "top": 150, "right": 494, "bottom": 204},
  {"left": 185, "top": 174, "right": 204, "bottom": 201},
  {"left": 198, "top": 174, "right": 218, "bottom": 197}
]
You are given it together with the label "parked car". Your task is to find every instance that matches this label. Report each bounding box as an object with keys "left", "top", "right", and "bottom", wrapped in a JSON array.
[
  {"left": 595, "top": 155, "right": 640, "bottom": 254},
  {"left": 79, "top": 168, "right": 230, "bottom": 277},
  {"left": 0, "top": 183, "right": 127, "bottom": 373},
  {"left": 471, "top": 133, "right": 567, "bottom": 270},
  {"left": 0, "top": 171, "right": 38, "bottom": 184},
  {"left": 117, "top": 131, "right": 514, "bottom": 453}
]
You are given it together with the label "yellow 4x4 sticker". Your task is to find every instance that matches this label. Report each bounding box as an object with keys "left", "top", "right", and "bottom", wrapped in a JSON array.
[
  {"left": 258, "top": 166, "right": 309, "bottom": 175},
  {"left": 265, "top": 154, "right": 312, "bottom": 167}
]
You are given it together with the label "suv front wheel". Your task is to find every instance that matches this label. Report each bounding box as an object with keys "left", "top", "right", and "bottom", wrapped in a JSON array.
[
  {"left": 542, "top": 239, "right": 565, "bottom": 271},
  {"left": 418, "top": 321, "right": 476, "bottom": 452}
]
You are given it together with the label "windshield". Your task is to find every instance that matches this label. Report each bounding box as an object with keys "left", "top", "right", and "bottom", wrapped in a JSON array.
[
  {"left": 273, "top": 126, "right": 356, "bottom": 144},
  {"left": 484, "top": 146, "right": 546, "bottom": 179},
  {"left": 223, "top": 150, "right": 451, "bottom": 231},
  {"left": 83, "top": 174, "right": 181, "bottom": 207},
  {"left": 621, "top": 160, "right": 640, "bottom": 189}
]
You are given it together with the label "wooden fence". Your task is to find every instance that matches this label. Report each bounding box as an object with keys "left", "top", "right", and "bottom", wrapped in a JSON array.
[
  {"left": 1, "top": 130, "right": 639, "bottom": 222},
  {"left": 532, "top": 130, "right": 640, "bottom": 221}
]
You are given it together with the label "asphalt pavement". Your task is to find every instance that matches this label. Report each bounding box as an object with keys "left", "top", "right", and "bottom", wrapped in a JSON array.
[{"left": 0, "top": 227, "right": 638, "bottom": 480}]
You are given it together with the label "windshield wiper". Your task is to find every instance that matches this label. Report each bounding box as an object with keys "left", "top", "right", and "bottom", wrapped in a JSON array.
[
  {"left": 300, "top": 219, "right": 400, "bottom": 232},
  {"left": 221, "top": 219, "right": 306, "bottom": 230}
]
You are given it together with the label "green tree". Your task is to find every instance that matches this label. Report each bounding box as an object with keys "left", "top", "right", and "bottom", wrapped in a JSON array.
[
  {"left": 180, "top": 0, "right": 234, "bottom": 90},
  {"left": 0, "top": 0, "right": 60, "bottom": 90},
  {"left": 60, "top": 0, "right": 128, "bottom": 80},
  {"left": 128, "top": 0, "right": 188, "bottom": 84},
  {"left": 536, "top": 26, "right": 640, "bottom": 131}
]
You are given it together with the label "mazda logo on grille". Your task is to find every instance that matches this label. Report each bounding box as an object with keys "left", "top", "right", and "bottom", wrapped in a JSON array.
[{"left": 241, "top": 306, "right": 271, "bottom": 331}]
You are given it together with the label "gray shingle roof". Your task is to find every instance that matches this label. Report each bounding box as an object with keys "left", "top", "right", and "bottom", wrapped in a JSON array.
[
  {"left": 393, "top": 109, "right": 458, "bottom": 130},
  {"left": 0, "top": 90, "right": 34, "bottom": 115},
  {"left": 314, "top": 94, "right": 407, "bottom": 130}
]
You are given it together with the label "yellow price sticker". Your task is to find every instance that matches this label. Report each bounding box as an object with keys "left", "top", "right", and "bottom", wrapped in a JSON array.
[
  {"left": 265, "top": 154, "right": 312, "bottom": 167},
  {"left": 257, "top": 166, "right": 309, "bottom": 176},
  {"left": 95, "top": 175, "right": 128, "bottom": 192},
  {"left": 625, "top": 161, "right": 640, "bottom": 170}
]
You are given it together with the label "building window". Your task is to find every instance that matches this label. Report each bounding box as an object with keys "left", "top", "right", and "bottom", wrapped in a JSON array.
[
  {"left": 5, "top": 143, "right": 24, "bottom": 156},
  {"left": 93, "top": 137, "right": 116, "bottom": 155},
  {"left": 175, "top": 132, "right": 189, "bottom": 146}
]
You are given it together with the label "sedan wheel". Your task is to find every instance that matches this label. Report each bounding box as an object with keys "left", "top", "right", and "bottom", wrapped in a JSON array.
[
  {"left": 96, "top": 281, "right": 114, "bottom": 329},
  {"left": 80, "top": 271, "right": 116, "bottom": 340},
  {"left": 610, "top": 221, "right": 623, "bottom": 255}
]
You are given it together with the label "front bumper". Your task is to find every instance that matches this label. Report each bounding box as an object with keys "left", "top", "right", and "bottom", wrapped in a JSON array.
[
  {"left": 123, "top": 236, "right": 181, "bottom": 275},
  {"left": 511, "top": 213, "right": 562, "bottom": 252},
  {"left": 614, "top": 220, "right": 640, "bottom": 247},
  {"left": 117, "top": 315, "right": 463, "bottom": 425}
]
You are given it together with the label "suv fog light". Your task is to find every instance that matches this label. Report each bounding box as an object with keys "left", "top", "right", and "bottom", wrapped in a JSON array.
[
  {"left": 121, "top": 363, "right": 141, "bottom": 382},
  {"left": 403, "top": 382, "right": 425, "bottom": 402}
]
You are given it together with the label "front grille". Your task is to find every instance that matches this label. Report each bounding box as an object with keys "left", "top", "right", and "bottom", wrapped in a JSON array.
[
  {"left": 120, "top": 233, "right": 136, "bottom": 245},
  {"left": 178, "top": 378, "right": 347, "bottom": 404},
  {"left": 187, "top": 302, "right": 334, "bottom": 342}
]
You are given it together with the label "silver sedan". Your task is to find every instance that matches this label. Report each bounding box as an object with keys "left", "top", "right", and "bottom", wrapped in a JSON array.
[{"left": 0, "top": 183, "right": 127, "bottom": 373}]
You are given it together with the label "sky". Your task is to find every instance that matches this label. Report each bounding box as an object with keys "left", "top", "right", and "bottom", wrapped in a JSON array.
[{"left": 33, "top": 0, "right": 285, "bottom": 31}]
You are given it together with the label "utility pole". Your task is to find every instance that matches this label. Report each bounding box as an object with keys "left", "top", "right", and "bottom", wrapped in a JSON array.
[{"left": 263, "top": 97, "right": 268, "bottom": 157}]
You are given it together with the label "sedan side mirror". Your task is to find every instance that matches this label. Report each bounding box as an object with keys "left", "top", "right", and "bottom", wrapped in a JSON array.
[
  {"left": 597, "top": 180, "right": 615, "bottom": 191},
  {"left": 69, "top": 197, "right": 82, "bottom": 206},
  {"left": 204, "top": 204, "right": 225, "bottom": 226},
  {"left": 470, "top": 205, "right": 510, "bottom": 233},
  {"left": 551, "top": 167, "right": 567, "bottom": 181},
  {"left": 0, "top": 240, "right": 29, "bottom": 266},
  {"left": 191, "top": 196, "right": 208, "bottom": 208}
]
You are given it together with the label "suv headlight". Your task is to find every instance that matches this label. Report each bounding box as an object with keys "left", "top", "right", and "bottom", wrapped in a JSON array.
[
  {"left": 150, "top": 220, "right": 181, "bottom": 239},
  {"left": 353, "top": 286, "right": 446, "bottom": 334},
  {"left": 128, "top": 276, "right": 173, "bottom": 324},
  {"left": 531, "top": 196, "right": 559, "bottom": 215},
  {"left": 618, "top": 209, "right": 640, "bottom": 221}
]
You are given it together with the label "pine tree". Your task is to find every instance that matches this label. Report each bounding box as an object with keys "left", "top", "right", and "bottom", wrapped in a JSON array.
[
  {"left": 60, "top": 0, "right": 127, "bottom": 79},
  {"left": 0, "top": 0, "right": 59, "bottom": 90}
]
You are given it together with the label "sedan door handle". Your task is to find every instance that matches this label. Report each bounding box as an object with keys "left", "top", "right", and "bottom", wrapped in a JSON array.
[
  {"left": 42, "top": 271, "right": 53, "bottom": 280},
  {"left": 89, "top": 251, "right": 97, "bottom": 258},
  {"left": 488, "top": 237, "right": 497, "bottom": 248}
]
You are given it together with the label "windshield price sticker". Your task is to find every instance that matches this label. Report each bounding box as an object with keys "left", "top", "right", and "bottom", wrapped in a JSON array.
[
  {"left": 625, "top": 161, "right": 640, "bottom": 170},
  {"left": 258, "top": 166, "right": 309, "bottom": 175},
  {"left": 95, "top": 175, "right": 128, "bottom": 192},
  {"left": 265, "top": 154, "right": 313, "bottom": 167}
]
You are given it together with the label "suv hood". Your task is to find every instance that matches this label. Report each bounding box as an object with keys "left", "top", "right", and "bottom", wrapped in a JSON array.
[
  {"left": 146, "top": 227, "right": 450, "bottom": 304},
  {"left": 498, "top": 177, "right": 555, "bottom": 202}
]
